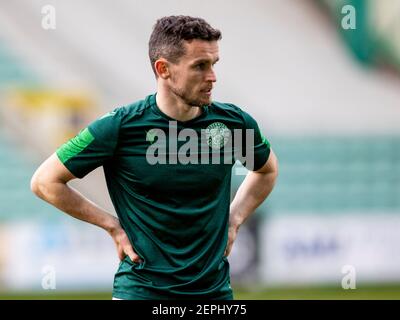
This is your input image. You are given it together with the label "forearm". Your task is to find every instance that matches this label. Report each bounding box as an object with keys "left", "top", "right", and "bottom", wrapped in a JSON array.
[
  {"left": 229, "top": 170, "right": 277, "bottom": 228},
  {"left": 33, "top": 180, "right": 119, "bottom": 233}
]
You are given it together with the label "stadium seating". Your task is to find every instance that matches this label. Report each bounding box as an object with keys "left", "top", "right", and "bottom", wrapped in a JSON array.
[
  {"left": 244, "top": 136, "right": 400, "bottom": 214},
  {"left": 0, "top": 136, "right": 56, "bottom": 221}
]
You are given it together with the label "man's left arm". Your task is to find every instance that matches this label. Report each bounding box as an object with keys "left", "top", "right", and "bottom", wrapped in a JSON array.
[{"left": 224, "top": 149, "right": 278, "bottom": 256}]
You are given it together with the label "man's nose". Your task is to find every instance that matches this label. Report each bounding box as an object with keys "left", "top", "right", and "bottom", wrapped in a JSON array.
[{"left": 207, "top": 68, "right": 217, "bottom": 82}]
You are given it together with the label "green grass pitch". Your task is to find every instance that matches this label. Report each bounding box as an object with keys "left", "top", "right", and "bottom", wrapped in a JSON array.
[{"left": 1, "top": 284, "right": 400, "bottom": 300}]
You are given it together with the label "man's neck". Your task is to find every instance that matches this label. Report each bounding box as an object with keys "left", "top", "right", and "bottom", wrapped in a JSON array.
[{"left": 155, "top": 88, "right": 202, "bottom": 122}]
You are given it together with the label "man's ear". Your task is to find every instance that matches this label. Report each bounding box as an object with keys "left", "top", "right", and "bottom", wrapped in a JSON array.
[{"left": 154, "top": 59, "right": 170, "bottom": 79}]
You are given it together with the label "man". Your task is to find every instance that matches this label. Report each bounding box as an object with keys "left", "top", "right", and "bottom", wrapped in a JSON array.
[{"left": 31, "top": 15, "right": 278, "bottom": 300}]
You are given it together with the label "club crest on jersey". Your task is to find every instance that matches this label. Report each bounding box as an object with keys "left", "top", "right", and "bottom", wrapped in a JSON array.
[{"left": 205, "top": 122, "right": 231, "bottom": 150}]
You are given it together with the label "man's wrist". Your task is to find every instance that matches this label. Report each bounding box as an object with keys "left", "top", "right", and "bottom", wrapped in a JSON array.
[
  {"left": 229, "top": 210, "right": 244, "bottom": 231},
  {"left": 103, "top": 215, "right": 121, "bottom": 235}
]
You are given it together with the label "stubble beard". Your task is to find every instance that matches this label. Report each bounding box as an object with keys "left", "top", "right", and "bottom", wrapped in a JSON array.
[{"left": 170, "top": 84, "right": 211, "bottom": 108}]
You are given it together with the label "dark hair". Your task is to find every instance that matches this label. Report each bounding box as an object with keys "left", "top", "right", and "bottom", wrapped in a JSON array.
[{"left": 148, "top": 15, "right": 222, "bottom": 76}]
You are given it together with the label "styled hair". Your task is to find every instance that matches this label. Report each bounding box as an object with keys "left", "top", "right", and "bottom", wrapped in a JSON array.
[{"left": 148, "top": 15, "right": 222, "bottom": 76}]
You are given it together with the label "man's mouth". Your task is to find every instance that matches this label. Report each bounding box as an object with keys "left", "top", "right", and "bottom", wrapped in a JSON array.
[{"left": 201, "top": 88, "right": 213, "bottom": 96}]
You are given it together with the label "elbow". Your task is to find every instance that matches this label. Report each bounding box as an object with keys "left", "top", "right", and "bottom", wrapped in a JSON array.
[
  {"left": 268, "top": 166, "right": 278, "bottom": 188},
  {"left": 30, "top": 170, "right": 46, "bottom": 199},
  {"left": 272, "top": 167, "right": 278, "bottom": 186},
  {"left": 271, "top": 157, "right": 279, "bottom": 185},
  {"left": 274, "top": 157, "right": 279, "bottom": 178}
]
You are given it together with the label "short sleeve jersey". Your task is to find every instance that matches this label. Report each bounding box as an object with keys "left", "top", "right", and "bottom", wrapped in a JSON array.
[{"left": 56, "top": 93, "right": 271, "bottom": 300}]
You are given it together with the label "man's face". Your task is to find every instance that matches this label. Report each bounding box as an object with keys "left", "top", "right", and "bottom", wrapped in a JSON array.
[{"left": 166, "top": 39, "right": 219, "bottom": 107}]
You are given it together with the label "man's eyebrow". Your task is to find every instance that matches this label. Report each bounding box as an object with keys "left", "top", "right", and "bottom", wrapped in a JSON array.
[{"left": 192, "top": 57, "right": 220, "bottom": 64}]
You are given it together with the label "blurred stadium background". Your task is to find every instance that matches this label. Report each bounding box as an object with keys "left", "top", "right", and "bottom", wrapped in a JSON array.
[{"left": 1, "top": 0, "right": 400, "bottom": 299}]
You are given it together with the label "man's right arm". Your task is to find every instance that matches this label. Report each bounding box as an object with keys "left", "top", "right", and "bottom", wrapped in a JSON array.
[{"left": 30, "top": 152, "right": 141, "bottom": 263}]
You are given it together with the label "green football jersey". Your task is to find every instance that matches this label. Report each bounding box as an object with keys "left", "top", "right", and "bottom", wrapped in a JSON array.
[{"left": 56, "top": 93, "right": 271, "bottom": 300}]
